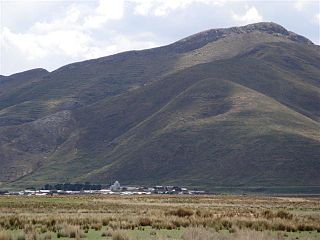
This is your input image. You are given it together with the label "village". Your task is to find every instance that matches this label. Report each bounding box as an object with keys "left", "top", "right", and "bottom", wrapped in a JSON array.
[{"left": 0, "top": 181, "right": 206, "bottom": 196}]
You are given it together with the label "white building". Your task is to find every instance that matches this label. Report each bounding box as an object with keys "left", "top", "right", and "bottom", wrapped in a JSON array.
[{"left": 110, "top": 181, "right": 121, "bottom": 191}]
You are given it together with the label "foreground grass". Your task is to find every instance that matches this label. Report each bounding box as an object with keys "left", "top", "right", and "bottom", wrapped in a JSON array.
[{"left": 0, "top": 195, "right": 319, "bottom": 239}]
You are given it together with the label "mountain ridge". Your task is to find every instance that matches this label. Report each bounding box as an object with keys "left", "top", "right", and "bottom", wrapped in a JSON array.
[
  {"left": 0, "top": 22, "right": 319, "bottom": 192},
  {"left": 4, "top": 22, "right": 313, "bottom": 78}
]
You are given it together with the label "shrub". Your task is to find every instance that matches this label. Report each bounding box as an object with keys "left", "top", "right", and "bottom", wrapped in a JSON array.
[
  {"left": 58, "top": 224, "right": 85, "bottom": 238},
  {"left": 102, "top": 219, "right": 109, "bottom": 226},
  {"left": 261, "top": 210, "right": 274, "bottom": 219},
  {"left": 273, "top": 223, "right": 286, "bottom": 231},
  {"left": 91, "top": 223, "right": 102, "bottom": 231},
  {"left": 169, "top": 208, "right": 193, "bottom": 217},
  {"left": 69, "top": 231, "right": 76, "bottom": 238},
  {"left": 138, "top": 218, "right": 152, "bottom": 226},
  {"left": 297, "top": 224, "right": 315, "bottom": 231},
  {"left": 276, "top": 210, "right": 293, "bottom": 220},
  {"left": 221, "top": 220, "right": 232, "bottom": 229}
]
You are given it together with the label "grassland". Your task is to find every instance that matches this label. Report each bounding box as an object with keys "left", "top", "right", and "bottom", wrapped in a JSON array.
[{"left": 0, "top": 195, "right": 319, "bottom": 240}]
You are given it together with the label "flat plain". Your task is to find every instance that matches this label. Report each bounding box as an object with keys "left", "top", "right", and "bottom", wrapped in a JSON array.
[{"left": 0, "top": 195, "right": 320, "bottom": 240}]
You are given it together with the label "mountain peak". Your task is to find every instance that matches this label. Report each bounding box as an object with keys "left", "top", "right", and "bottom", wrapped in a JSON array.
[
  {"left": 239, "top": 22, "right": 288, "bottom": 33},
  {"left": 169, "top": 22, "right": 313, "bottom": 53},
  {"left": 240, "top": 22, "right": 313, "bottom": 44}
]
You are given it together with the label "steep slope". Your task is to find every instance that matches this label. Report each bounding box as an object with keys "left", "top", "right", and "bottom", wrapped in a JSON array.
[
  {"left": 0, "top": 69, "right": 50, "bottom": 126},
  {"left": 0, "top": 22, "right": 311, "bottom": 118},
  {"left": 1, "top": 22, "right": 319, "bottom": 191},
  {"left": 15, "top": 42, "right": 319, "bottom": 190}
]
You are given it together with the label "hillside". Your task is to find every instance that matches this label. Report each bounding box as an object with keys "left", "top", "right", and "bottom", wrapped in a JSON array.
[{"left": 0, "top": 22, "right": 319, "bottom": 192}]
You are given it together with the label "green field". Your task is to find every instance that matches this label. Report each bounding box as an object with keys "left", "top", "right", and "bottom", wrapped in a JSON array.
[{"left": 0, "top": 195, "right": 319, "bottom": 240}]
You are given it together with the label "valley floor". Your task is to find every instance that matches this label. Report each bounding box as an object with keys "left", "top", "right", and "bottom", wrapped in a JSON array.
[{"left": 0, "top": 195, "right": 319, "bottom": 240}]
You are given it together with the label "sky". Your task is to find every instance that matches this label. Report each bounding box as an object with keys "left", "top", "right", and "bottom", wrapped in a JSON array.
[{"left": 0, "top": 0, "right": 319, "bottom": 75}]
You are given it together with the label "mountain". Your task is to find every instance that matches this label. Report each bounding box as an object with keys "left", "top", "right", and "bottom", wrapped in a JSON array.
[{"left": 1, "top": 22, "right": 319, "bottom": 192}]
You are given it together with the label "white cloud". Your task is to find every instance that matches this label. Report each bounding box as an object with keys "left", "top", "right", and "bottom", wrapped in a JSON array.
[
  {"left": 293, "top": 0, "right": 311, "bottom": 11},
  {"left": 294, "top": 1, "right": 304, "bottom": 11},
  {"left": 2, "top": 27, "right": 48, "bottom": 60},
  {"left": 1, "top": 0, "right": 319, "bottom": 75},
  {"left": 315, "top": 13, "right": 320, "bottom": 25},
  {"left": 84, "top": 0, "right": 124, "bottom": 29},
  {"left": 103, "top": 33, "right": 159, "bottom": 54},
  {"left": 130, "top": 0, "right": 225, "bottom": 16},
  {"left": 1, "top": 0, "right": 126, "bottom": 57},
  {"left": 231, "top": 6, "right": 263, "bottom": 25},
  {"left": 31, "top": 6, "right": 83, "bottom": 33},
  {"left": 154, "top": 0, "right": 191, "bottom": 16},
  {"left": 132, "top": 0, "right": 153, "bottom": 16},
  {"left": 1, "top": 27, "right": 94, "bottom": 60},
  {"left": 0, "top": 0, "right": 159, "bottom": 74}
]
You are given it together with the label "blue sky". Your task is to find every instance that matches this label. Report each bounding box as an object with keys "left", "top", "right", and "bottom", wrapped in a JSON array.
[{"left": 1, "top": 0, "right": 319, "bottom": 75}]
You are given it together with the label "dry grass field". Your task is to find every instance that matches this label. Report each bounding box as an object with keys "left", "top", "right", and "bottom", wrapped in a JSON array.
[{"left": 0, "top": 195, "right": 319, "bottom": 240}]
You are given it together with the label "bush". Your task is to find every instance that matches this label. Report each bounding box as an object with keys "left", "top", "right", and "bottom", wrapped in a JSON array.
[
  {"left": 221, "top": 220, "right": 232, "bottom": 229},
  {"left": 276, "top": 210, "right": 293, "bottom": 220},
  {"left": 138, "top": 218, "right": 152, "bottom": 226},
  {"left": 58, "top": 224, "right": 85, "bottom": 238},
  {"left": 69, "top": 231, "right": 76, "bottom": 238},
  {"left": 261, "top": 210, "right": 274, "bottom": 219},
  {"left": 169, "top": 208, "right": 193, "bottom": 217},
  {"left": 91, "top": 223, "right": 102, "bottom": 231},
  {"left": 297, "top": 224, "right": 315, "bottom": 232},
  {"left": 102, "top": 219, "right": 109, "bottom": 226}
]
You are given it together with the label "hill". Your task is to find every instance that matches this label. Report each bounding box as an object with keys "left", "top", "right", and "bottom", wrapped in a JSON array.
[{"left": 0, "top": 22, "right": 319, "bottom": 192}]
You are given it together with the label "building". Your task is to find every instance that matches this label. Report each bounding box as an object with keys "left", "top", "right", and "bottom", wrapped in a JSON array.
[{"left": 110, "top": 181, "right": 121, "bottom": 191}]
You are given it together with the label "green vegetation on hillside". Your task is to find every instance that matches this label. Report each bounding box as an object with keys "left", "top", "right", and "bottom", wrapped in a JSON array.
[{"left": 0, "top": 22, "right": 319, "bottom": 192}]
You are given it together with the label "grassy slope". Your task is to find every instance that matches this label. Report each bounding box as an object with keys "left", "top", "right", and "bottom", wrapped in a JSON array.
[
  {"left": 1, "top": 23, "right": 319, "bottom": 191},
  {"left": 0, "top": 49, "right": 178, "bottom": 183},
  {"left": 11, "top": 42, "right": 320, "bottom": 191},
  {"left": 81, "top": 48, "right": 319, "bottom": 188}
]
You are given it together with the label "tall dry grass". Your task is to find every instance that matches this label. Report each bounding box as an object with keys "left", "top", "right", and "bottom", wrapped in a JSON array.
[{"left": 0, "top": 195, "right": 319, "bottom": 239}]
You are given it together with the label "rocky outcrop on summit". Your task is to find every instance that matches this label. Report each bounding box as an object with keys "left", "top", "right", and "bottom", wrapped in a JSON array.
[{"left": 169, "top": 22, "right": 313, "bottom": 53}]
